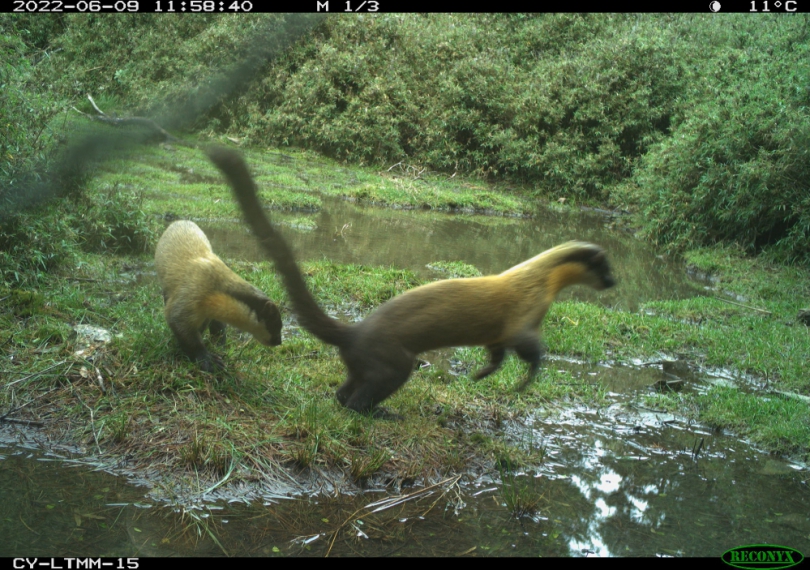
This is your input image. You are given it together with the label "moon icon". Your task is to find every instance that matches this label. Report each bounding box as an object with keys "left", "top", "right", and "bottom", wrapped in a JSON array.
[{"left": 709, "top": 1, "right": 721, "bottom": 10}]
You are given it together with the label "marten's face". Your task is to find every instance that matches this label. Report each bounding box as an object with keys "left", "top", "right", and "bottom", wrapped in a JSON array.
[{"left": 585, "top": 250, "right": 615, "bottom": 291}]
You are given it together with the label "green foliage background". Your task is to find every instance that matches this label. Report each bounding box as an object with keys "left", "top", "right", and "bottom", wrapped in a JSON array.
[{"left": 2, "top": 13, "right": 809, "bottom": 265}]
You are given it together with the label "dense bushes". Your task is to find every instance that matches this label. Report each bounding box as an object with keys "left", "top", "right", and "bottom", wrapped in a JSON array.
[
  {"left": 2, "top": 13, "right": 809, "bottom": 266},
  {"left": 618, "top": 16, "right": 810, "bottom": 264},
  {"left": 0, "top": 16, "right": 64, "bottom": 183},
  {"left": 0, "top": 186, "right": 154, "bottom": 286},
  {"left": 244, "top": 14, "right": 685, "bottom": 203},
  {"left": 80, "top": 185, "right": 154, "bottom": 255},
  {"left": 0, "top": 204, "right": 78, "bottom": 284}
]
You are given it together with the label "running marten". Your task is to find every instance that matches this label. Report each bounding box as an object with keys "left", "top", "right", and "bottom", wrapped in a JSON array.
[
  {"left": 154, "top": 220, "right": 282, "bottom": 371},
  {"left": 207, "top": 147, "right": 615, "bottom": 414}
]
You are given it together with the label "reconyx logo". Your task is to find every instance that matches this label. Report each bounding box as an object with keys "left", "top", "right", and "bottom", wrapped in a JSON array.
[{"left": 722, "top": 544, "right": 804, "bottom": 570}]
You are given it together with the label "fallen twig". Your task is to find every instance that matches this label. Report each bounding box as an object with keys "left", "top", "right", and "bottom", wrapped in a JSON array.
[
  {"left": 0, "top": 386, "right": 60, "bottom": 424},
  {"left": 713, "top": 296, "right": 772, "bottom": 315},
  {"left": 73, "top": 94, "right": 189, "bottom": 146},
  {"left": 0, "top": 417, "right": 44, "bottom": 427}
]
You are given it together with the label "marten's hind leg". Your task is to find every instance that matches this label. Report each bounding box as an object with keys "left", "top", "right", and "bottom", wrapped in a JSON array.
[{"left": 338, "top": 349, "right": 413, "bottom": 418}]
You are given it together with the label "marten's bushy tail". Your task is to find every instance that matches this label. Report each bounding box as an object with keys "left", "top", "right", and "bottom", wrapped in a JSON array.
[{"left": 207, "top": 147, "right": 348, "bottom": 347}]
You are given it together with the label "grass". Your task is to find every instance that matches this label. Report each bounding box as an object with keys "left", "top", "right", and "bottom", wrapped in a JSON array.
[
  {"left": 0, "top": 247, "right": 592, "bottom": 489},
  {"left": 497, "top": 461, "right": 545, "bottom": 520},
  {"left": 426, "top": 261, "right": 482, "bottom": 278},
  {"left": 2, "top": 144, "right": 809, "bottom": 494},
  {"left": 92, "top": 144, "right": 533, "bottom": 222}
]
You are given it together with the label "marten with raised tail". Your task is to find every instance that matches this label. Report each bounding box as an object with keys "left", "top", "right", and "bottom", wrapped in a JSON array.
[
  {"left": 207, "top": 147, "right": 615, "bottom": 415},
  {"left": 154, "top": 220, "right": 282, "bottom": 371}
]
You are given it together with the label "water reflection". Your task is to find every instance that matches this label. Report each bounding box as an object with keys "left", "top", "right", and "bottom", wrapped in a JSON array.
[{"left": 507, "top": 389, "right": 810, "bottom": 557}]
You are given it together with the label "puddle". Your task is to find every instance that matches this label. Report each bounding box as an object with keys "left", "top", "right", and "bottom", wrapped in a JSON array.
[
  {"left": 506, "top": 396, "right": 810, "bottom": 556},
  {"left": 192, "top": 197, "right": 703, "bottom": 311}
]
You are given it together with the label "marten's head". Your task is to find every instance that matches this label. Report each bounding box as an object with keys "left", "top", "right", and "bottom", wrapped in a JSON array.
[{"left": 555, "top": 242, "right": 616, "bottom": 291}]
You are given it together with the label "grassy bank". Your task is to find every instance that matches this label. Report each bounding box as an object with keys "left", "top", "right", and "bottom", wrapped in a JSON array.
[{"left": 1, "top": 145, "right": 808, "bottom": 495}]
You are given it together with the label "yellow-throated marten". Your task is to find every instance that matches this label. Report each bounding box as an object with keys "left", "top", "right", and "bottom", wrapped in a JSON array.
[
  {"left": 154, "top": 220, "right": 282, "bottom": 371},
  {"left": 207, "top": 148, "right": 615, "bottom": 415}
]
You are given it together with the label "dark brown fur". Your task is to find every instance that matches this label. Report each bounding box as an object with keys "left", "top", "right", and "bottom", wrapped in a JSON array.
[
  {"left": 154, "top": 220, "right": 282, "bottom": 371},
  {"left": 207, "top": 148, "right": 615, "bottom": 414}
]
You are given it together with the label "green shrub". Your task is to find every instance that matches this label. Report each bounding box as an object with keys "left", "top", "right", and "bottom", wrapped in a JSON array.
[
  {"left": 620, "top": 16, "right": 810, "bottom": 264},
  {"left": 0, "top": 203, "right": 79, "bottom": 285},
  {"left": 80, "top": 185, "right": 155, "bottom": 254},
  {"left": 248, "top": 14, "right": 685, "bottom": 202},
  {"left": 0, "top": 16, "right": 65, "bottom": 183}
]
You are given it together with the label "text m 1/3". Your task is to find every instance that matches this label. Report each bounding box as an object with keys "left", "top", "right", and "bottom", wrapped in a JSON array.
[{"left": 315, "top": 1, "right": 380, "bottom": 10}]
